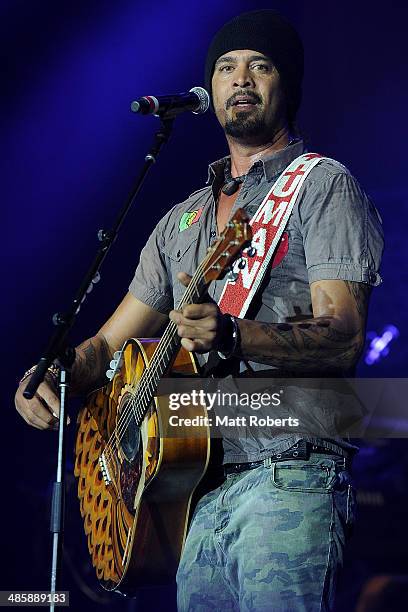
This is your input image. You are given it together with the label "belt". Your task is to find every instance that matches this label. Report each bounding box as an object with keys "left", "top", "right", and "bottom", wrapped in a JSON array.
[{"left": 223, "top": 441, "right": 350, "bottom": 475}]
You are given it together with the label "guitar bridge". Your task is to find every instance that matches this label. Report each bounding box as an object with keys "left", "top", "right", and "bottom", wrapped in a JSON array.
[{"left": 99, "top": 451, "right": 112, "bottom": 486}]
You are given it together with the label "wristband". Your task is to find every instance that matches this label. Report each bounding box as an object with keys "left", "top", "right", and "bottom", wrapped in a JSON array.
[
  {"left": 19, "top": 363, "right": 60, "bottom": 385},
  {"left": 217, "top": 315, "right": 240, "bottom": 360}
]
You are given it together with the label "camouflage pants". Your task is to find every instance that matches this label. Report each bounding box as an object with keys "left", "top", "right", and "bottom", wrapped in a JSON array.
[{"left": 176, "top": 453, "right": 355, "bottom": 612}]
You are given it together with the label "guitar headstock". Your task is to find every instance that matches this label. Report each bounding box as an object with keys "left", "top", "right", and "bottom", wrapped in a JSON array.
[{"left": 202, "top": 208, "right": 252, "bottom": 282}]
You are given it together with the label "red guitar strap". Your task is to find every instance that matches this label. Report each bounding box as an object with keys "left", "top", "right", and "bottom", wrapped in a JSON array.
[{"left": 218, "top": 153, "right": 325, "bottom": 318}]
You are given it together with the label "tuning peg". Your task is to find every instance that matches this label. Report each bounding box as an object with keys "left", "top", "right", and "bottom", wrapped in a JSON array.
[
  {"left": 106, "top": 369, "right": 115, "bottom": 381},
  {"left": 247, "top": 246, "right": 257, "bottom": 257},
  {"left": 238, "top": 259, "right": 246, "bottom": 269},
  {"left": 227, "top": 270, "right": 239, "bottom": 282}
]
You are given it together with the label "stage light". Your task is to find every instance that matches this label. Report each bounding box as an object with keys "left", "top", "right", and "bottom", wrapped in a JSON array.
[{"left": 365, "top": 325, "right": 400, "bottom": 365}]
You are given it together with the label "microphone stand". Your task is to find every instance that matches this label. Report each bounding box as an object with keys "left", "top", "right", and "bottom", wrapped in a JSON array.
[{"left": 22, "top": 114, "right": 175, "bottom": 608}]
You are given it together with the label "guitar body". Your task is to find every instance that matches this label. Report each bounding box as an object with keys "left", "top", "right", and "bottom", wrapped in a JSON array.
[
  {"left": 74, "top": 338, "right": 210, "bottom": 594},
  {"left": 73, "top": 208, "right": 252, "bottom": 596}
]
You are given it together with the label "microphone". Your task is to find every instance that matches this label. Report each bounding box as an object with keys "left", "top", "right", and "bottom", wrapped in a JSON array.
[{"left": 130, "top": 86, "right": 210, "bottom": 117}]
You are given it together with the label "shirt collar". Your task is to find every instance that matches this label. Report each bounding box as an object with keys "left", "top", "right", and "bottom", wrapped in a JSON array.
[{"left": 206, "top": 139, "right": 306, "bottom": 184}]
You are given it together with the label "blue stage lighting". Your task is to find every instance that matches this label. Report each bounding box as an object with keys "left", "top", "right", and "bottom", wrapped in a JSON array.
[{"left": 365, "top": 325, "right": 400, "bottom": 365}]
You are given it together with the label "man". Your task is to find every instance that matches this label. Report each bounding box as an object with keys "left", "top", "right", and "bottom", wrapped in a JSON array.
[{"left": 16, "top": 10, "right": 383, "bottom": 612}]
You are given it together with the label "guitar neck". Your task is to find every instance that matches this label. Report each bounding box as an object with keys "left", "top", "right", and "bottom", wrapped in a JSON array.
[
  {"left": 133, "top": 209, "right": 252, "bottom": 425},
  {"left": 135, "top": 263, "right": 209, "bottom": 423}
]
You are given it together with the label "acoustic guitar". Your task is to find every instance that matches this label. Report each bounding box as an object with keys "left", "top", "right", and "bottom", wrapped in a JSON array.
[{"left": 74, "top": 209, "right": 252, "bottom": 594}]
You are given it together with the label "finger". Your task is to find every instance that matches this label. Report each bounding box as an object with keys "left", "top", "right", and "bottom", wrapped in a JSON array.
[
  {"left": 22, "top": 396, "right": 70, "bottom": 430},
  {"left": 37, "top": 380, "right": 60, "bottom": 418},
  {"left": 177, "top": 324, "right": 217, "bottom": 341},
  {"left": 22, "top": 399, "right": 58, "bottom": 429},
  {"left": 16, "top": 382, "right": 60, "bottom": 429},
  {"left": 181, "top": 337, "right": 210, "bottom": 353},
  {"left": 16, "top": 378, "right": 71, "bottom": 430},
  {"left": 35, "top": 401, "right": 70, "bottom": 427},
  {"left": 15, "top": 387, "right": 52, "bottom": 427},
  {"left": 177, "top": 272, "right": 192, "bottom": 287},
  {"left": 182, "top": 303, "right": 219, "bottom": 320},
  {"left": 169, "top": 308, "right": 218, "bottom": 326},
  {"left": 33, "top": 391, "right": 59, "bottom": 426},
  {"left": 169, "top": 308, "right": 182, "bottom": 324},
  {"left": 175, "top": 272, "right": 217, "bottom": 307},
  {"left": 181, "top": 337, "right": 195, "bottom": 352},
  {"left": 15, "top": 397, "right": 44, "bottom": 429},
  {"left": 172, "top": 313, "right": 217, "bottom": 331},
  {"left": 36, "top": 389, "right": 71, "bottom": 426}
]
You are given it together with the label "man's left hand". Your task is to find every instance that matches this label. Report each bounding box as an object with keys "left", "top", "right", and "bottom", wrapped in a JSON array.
[{"left": 169, "top": 272, "right": 228, "bottom": 353}]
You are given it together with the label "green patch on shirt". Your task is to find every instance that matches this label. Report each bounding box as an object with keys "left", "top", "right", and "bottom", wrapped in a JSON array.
[{"left": 179, "top": 208, "right": 203, "bottom": 232}]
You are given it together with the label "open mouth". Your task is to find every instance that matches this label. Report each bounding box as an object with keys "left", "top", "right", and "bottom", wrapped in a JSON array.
[{"left": 230, "top": 96, "right": 259, "bottom": 109}]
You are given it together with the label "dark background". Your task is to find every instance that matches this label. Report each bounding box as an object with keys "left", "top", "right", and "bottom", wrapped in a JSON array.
[{"left": 2, "top": 1, "right": 407, "bottom": 610}]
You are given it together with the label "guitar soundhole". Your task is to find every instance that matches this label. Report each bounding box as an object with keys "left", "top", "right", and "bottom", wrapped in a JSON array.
[{"left": 119, "top": 393, "right": 141, "bottom": 463}]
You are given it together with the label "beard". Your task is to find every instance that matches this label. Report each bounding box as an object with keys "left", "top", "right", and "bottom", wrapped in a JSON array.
[{"left": 224, "top": 108, "right": 268, "bottom": 140}]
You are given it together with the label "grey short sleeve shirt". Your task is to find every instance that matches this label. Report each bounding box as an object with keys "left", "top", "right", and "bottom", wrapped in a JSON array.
[{"left": 129, "top": 140, "right": 384, "bottom": 461}]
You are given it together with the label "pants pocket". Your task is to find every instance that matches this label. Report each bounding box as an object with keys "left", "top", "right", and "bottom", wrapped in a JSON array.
[{"left": 270, "top": 458, "right": 338, "bottom": 493}]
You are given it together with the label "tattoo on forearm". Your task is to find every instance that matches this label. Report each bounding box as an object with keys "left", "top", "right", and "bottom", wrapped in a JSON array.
[
  {"left": 71, "top": 335, "right": 113, "bottom": 394},
  {"left": 239, "top": 281, "right": 371, "bottom": 372},
  {"left": 244, "top": 319, "right": 360, "bottom": 370}
]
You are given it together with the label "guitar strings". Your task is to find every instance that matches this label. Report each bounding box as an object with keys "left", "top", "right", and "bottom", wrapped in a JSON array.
[
  {"left": 101, "top": 267, "right": 205, "bottom": 469},
  {"left": 101, "top": 223, "right": 245, "bottom": 471},
  {"left": 103, "top": 220, "right": 247, "bottom": 461},
  {"left": 102, "top": 221, "right": 247, "bottom": 467},
  {"left": 107, "top": 264, "right": 205, "bottom": 451},
  {"left": 101, "top": 253, "right": 210, "bottom": 465}
]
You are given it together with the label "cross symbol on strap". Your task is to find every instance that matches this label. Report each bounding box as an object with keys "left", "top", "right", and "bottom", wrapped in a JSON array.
[{"left": 281, "top": 164, "right": 306, "bottom": 192}]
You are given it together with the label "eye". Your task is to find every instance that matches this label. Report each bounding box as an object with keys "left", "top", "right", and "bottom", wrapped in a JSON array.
[
  {"left": 251, "top": 63, "right": 271, "bottom": 72},
  {"left": 218, "top": 64, "right": 234, "bottom": 73}
]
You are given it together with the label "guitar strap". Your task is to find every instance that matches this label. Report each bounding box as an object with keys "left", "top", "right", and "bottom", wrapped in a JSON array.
[{"left": 217, "top": 152, "right": 326, "bottom": 318}]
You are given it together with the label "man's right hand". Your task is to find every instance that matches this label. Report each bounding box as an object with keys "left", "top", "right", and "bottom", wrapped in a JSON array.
[
  {"left": 15, "top": 292, "right": 168, "bottom": 431},
  {"left": 15, "top": 374, "right": 61, "bottom": 430}
]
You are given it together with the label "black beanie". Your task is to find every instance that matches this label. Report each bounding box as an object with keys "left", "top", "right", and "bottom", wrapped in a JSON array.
[{"left": 205, "top": 10, "right": 304, "bottom": 122}]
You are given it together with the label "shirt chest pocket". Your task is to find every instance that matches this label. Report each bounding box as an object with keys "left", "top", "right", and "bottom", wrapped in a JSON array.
[{"left": 162, "top": 224, "right": 202, "bottom": 306}]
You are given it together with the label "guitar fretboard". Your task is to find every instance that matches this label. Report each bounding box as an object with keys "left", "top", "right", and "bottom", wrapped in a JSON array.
[{"left": 132, "top": 269, "right": 208, "bottom": 427}]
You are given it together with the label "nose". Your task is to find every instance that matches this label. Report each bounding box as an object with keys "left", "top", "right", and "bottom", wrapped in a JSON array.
[{"left": 233, "top": 64, "right": 254, "bottom": 88}]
